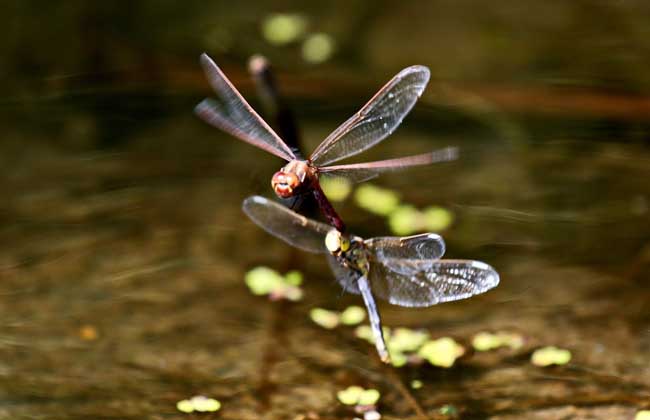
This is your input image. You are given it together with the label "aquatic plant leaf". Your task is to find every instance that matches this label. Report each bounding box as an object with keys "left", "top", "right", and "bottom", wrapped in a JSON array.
[
  {"left": 245, "top": 266, "right": 284, "bottom": 295},
  {"left": 418, "top": 337, "right": 465, "bottom": 368},
  {"left": 337, "top": 386, "right": 364, "bottom": 405},
  {"left": 531, "top": 346, "right": 571, "bottom": 366},
  {"left": 340, "top": 305, "right": 366, "bottom": 325},
  {"left": 302, "top": 33, "right": 335, "bottom": 63},
  {"left": 319, "top": 176, "right": 352, "bottom": 202},
  {"left": 388, "top": 205, "right": 420, "bottom": 235},
  {"left": 261, "top": 13, "right": 307, "bottom": 45},
  {"left": 358, "top": 389, "right": 381, "bottom": 406},
  {"left": 354, "top": 184, "right": 400, "bottom": 216},
  {"left": 309, "top": 308, "right": 340, "bottom": 329},
  {"left": 423, "top": 206, "right": 454, "bottom": 231},
  {"left": 472, "top": 331, "right": 523, "bottom": 351}
]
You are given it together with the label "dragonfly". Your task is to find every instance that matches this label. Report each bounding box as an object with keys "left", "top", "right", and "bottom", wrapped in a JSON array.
[
  {"left": 242, "top": 195, "right": 500, "bottom": 363},
  {"left": 196, "top": 53, "right": 457, "bottom": 231}
]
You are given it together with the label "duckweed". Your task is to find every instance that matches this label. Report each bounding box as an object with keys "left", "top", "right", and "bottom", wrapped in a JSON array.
[
  {"left": 354, "top": 184, "right": 400, "bottom": 216},
  {"left": 357, "top": 388, "right": 381, "bottom": 406},
  {"left": 410, "top": 379, "right": 423, "bottom": 389},
  {"left": 439, "top": 404, "right": 458, "bottom": 416},
  {"left": 635, "top": 410, "right": 650, "bottom": 420},
  {"left": 337, "top": 386, "right": 381, "bottom": 406},
  {"left": 340, "top": 305, "right": 366, "bottom": 325},
  {"left": 261, "top": 13, "right": 307, "bottom": 45},
  {"left": 531, "top": 346, "right": 571, "bottom": 366},
  {"left": 418, "top": 337, "right": 465, "bottom": 368},
  {"left": 245, "top": 266, "right": 303, "bottom": 301},
  {"left": 309, "top": 308, "right": 340, "bottom": 329},
  {"left": 389, "top": 205, "right": 454, "bottom": 235},
  {"left": 302, "top": 33, "right": 335, "bottom": 64},
  {"left": 389, "top": 328, "right": 430, "bottom": 353},
  {"left": 472, "top": 331, "right": 524, "bottom": 351},
  {"left": 176, "top": 396, "right": 221, "bottom": 413},
  {"left": 320, "top": 176, "right": 352, "bottom": 202},
  {"left": 423, "top": 206, "right": 454, "bottom": 231},
  {"left": 388, "top": 205, "right": 420, "bottom": 235}
]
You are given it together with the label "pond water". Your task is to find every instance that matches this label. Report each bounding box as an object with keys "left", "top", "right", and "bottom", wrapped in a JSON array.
[{"left": 1, "top": 2, "right": 649, "bottom": 419}]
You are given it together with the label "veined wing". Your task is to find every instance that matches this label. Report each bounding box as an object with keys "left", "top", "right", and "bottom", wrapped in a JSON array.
[
  {"left": 327, "top": 254, "right": 361, "bottom": 294},
  {"left": 365, "top": 233, "right": 446, "bottom": 261},
  {"left": 319, "top": 147, "right": 458, "bottom": 183},
  {"left": 309, "top": 65, "right": 430, "bottom": 166},
  {"left": 195, "top": 54, "right": 296, "bottom": 161},
  {"left": 242, "top": 195, "right": 330, "bottom": 253},
  {"left": 369, "top": 259, "right": 499, "bottom": 308}
]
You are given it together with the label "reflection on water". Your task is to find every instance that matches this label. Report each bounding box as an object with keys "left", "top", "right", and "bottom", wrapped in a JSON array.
[{"left": 1, "top": 2, "right": 649, "bottom": 419}]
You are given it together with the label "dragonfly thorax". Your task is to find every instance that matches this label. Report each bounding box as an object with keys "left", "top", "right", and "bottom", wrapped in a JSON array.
[
  {"left": 271, "top": 160, "right": 316, "bottom": 198},
  {"left": 325, "top": 230, "right": 368, "bottom": 273}
]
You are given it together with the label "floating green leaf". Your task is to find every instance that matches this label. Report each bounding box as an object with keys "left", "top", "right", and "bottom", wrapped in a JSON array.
[
  {"left": 635, "top": 410, "right": 650, "bottom": 420},
  {"left": 302, "top": 33, "right": 336, "bottom": 64},
  {"left": 176, "top": 399, "right": 194, "bottom": 413},
  {"left": 418, "top": 337, "right": 465, "bottom": 368},
  {"left": 472, "top": 331, "right": 523, "bottom": 352},
  {"left": 531, "top": 346, "right": 571, "bottom": 366},
  {"left": 309, "top": 308, "right": 340, "bottom": 329},
  {"left": 354, "top": 184, "right": 400, "bottom": 216},
  {"left": 410, "top": 379, "right": 423, "bottom": 389},
  {"left": 176, "top": 396, "right": 221, "bottom": 413},
  {"left": 357, "top": 388, "right": 381, "bottom": 406},
  {"left": 284, "top": 270, "right": 303, "bottom": 286},
  {"left": 388, "top": 205, "right": 420, "bottom": 235},
  {"left": 439, "top": 404, "right": 458, "bottom": 416},
  {"left": 319, "top": 176, "right": 352, "bottom": 202},
  {"left": 389, "top": 327, "right": 430, "bottom": 353},
  {"left": 261, "top": 13, "right": 307, "bottom": 45},
  {"left": 245, "top": 267, "right": 284, "bottom": 295},
  {"left": 336, "top": 386, "right": 380, "bottom": 406},
  {"left": 245, "top": 266, "right": 304, "bottom": 301},
  {"left": 340, "top": 306, "right": 366, "bottom": 325},
  {"left": 423, "top": 206, "right": 454, "bottom": 231},
  {"left": 388, "top": 350, "right": 408, "bottom": 367},
  {"left": 336, "top": 385, "right": 364, "bottom": 405}
]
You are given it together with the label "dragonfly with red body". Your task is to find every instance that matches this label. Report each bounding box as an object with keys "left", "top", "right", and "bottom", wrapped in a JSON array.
[{"left": 195, "top": 54, "right": 457, "bottom": 231}]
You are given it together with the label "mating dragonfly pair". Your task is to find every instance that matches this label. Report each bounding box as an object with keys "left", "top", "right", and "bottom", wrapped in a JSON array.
[{"left": 196, "top": 54, "right": 499, "bottom": 362}]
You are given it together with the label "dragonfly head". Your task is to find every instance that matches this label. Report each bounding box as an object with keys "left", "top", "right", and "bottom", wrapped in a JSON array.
[
  {"left": 325, "top": 229, "right": 350, "bottom": 256},
  {"left": 271, "top": 161, "right": 312, "bottom": 198},
  {"left": 271, "top": 171, "right": 300, "bottom": 198}
]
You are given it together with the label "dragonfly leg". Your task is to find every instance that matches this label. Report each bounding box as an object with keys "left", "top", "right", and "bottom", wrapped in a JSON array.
[{"left": 357, "top": 275, "right": 390, "bottom": 363}]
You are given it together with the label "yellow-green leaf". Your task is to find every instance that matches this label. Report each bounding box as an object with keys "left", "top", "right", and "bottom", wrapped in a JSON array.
[
  {"left": 309, "top": 308, "right": 340, "bottom": 329},
  {"left": 531, "top": 346, "right": 571, "bottom": 366}
]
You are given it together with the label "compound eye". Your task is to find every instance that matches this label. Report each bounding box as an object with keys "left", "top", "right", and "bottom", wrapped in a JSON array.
[
  {"left": 325, "top": 230, "right": 341, "bottom": 253},
  {"left": 272, "top": 172, "right": 300, "bottom": 198},
  {"left": 339, "top": 236, "right": 351, "bottom": 252}
]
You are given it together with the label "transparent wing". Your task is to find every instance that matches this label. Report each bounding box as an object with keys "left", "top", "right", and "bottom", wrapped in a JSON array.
[
  {"left": 319, "top": 147, "right": 458, "bottom": 184},
  {"left": 327, "top": 255, "right": 361, "bottom": 294},
  {"left": 309, "top": 65, "right": 430, "bottom": 166},
  {"left": 369, "top": 259, "right": 499, "bottom": 308},
  {"left": 242, "top": 196, "right": 330, "bottom": 253},
  {"left": 366, "top": 233, "right": 446, "bottom": 261},
  {"left": 195, "top": 54, "right": 296, "bottom": 162}
]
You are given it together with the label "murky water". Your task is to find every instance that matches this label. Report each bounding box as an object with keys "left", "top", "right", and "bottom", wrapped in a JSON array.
[{"left": 1, "top": 3, "right": 649, "bottom": 419}]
